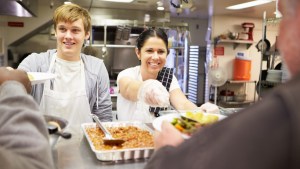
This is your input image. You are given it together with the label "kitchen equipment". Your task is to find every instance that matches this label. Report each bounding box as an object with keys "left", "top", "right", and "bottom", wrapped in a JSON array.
[
  {"left": 208, "top": 58, "right": 228, "bottom": 104},
  {"left": 81, "top": 122, "right": 154, "bottom": 161},
  {"left": 47, "top": 123, "right": 72, "bottom": 139},
  {"left": 266, "top": 69, "right": 282, "bottom": 82},
  {"left": 112, "top": 34, "right": 140, "bottom": 74},
  {"left": 122, "top": 26, "right": 131, "bottom": 40},
  {"left": 91, "top": 114, "right": 125, "bottom": 145},
  {"left": 219, "top": 90, "right": 234, "bottom": 102},
  {"left": 240, "top": 22, "right": 255, "bottom": 41},
  {"left": 233, "top": 58, "right": 251, "bottom": 80},
  {"left": 256, "top": 22, "right": 270, "bottom": 52},
  {"left": 219, "top": 95, "right": 234, "bottom": 102},
  {"left": 102, "top": 25, "right": 107, "bottom": 58},
  {"left": 44, "top": 115, "right": 70, "bottom": 146},
  {"left": 234, "top": 94, "right": 246, "bottom": 102}
]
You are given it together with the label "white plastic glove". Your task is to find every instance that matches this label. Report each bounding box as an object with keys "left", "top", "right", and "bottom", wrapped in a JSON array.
[
  {"left": 199, "top": 102, "right": 220, "bottom": 114},
  {"left": 137, "top": 79, "right": 170, "bottom": 107}
]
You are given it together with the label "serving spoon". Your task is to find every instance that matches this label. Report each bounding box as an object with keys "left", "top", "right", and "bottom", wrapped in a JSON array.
[{"left": 91, "top": 114, "right": 125, "bottom": 145}]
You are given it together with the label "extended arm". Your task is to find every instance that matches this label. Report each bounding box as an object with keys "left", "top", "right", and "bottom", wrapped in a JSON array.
[{"left": 170, "top": 88, "right": 198, "bottom": 110}]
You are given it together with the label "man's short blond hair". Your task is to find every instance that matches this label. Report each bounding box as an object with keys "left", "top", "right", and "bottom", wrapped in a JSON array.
[{"left": 53, "top": 3, "right": 91, "bottom": 35}]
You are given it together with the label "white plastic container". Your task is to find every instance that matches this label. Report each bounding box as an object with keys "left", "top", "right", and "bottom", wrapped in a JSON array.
[{"left": 266, "top": 69, "right": 282, "bottom": 83}]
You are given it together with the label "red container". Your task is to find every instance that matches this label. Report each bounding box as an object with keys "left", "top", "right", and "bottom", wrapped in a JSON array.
[{"left": 233, "top": 59, "right": 251, "bottom": 80}]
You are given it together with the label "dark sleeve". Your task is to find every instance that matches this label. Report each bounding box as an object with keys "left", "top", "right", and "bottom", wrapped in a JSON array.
[
  {"left": 0, "top": 81, "right": 55, "bottom": 169},
  {"left": 145, "top": 94, "right": 291, "bottom": 169}
]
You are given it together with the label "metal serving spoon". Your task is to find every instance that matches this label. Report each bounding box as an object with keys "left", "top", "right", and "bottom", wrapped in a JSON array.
[{"left": 91, "top": 114, "right": 125, "bottom": 145}]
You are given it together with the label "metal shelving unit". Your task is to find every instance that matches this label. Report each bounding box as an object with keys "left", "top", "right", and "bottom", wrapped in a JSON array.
[
  {"left": 257, "top": 12, "right": 282, "bottom": 98},
  {"left": 218, "top": 80, "right": 257, "bottom": 108},
  {"left": 217, "top": 39, "right": 254, "bottom": 49}
]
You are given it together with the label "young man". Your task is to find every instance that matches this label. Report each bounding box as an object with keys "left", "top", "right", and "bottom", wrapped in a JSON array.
[
  {"left": 18, "top": 4, "right": 112, "bottom": 168},
  {"left": 18, "top": 4, "right": 112, "bottom": 131}
]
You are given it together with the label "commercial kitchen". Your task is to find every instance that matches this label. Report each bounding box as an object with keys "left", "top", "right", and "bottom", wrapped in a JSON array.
[{"left": 0, "top": 0, "right": 284, "bottom": 169}]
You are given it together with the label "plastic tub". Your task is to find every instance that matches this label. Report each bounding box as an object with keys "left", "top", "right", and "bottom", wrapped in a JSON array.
[{"left": 233, "top": 58, "right": 251, "bottom": 80}]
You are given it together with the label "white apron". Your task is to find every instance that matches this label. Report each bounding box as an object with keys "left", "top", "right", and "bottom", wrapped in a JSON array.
[{"left": 40, "top": 54, "right": 92, "bottom": 169}]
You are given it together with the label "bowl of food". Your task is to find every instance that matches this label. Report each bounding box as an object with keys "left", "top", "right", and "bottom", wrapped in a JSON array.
[{"left": 153, "top": 110, "right": 226, "bottom": 139}]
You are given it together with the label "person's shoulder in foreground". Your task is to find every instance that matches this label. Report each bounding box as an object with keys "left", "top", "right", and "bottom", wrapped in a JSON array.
[
  {"left": 0, "top": 68, "right": 55, "bottom": 169},
  {"left": 144, "top": 72, "right": 300, "bottom": 169}
]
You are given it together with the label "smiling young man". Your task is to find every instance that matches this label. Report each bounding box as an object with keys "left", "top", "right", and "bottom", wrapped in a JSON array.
[
  {"left": 18, "top": 3, "right": 112, "bottom": 168},
  {"left": 18, "top": 3, "right": 112, "bottom": 126},
  {"left": 116, "top": 28, "right": 198, "bottom": 122}
]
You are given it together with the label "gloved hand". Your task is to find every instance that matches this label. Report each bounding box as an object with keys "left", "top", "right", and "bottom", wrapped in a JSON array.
[
  {"left": 137, "top": 79, "right": 170, "bottom": 107},
  {"left": 198, "top": 102, "right": 220, "bottom": 114}
]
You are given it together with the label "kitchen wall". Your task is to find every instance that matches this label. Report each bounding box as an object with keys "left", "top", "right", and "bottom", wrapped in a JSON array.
[
  {"left": 1, "top": 0, "right": 209, "bottom": 67},
  {"left": 171, "top": 17, "right": 208, "bottom": 46},
  {"left": 0, "top": 1, "right": 55, "bottom": 66},
  {"left": 211, "top": 15, "right": 280, "bottom": 101}
]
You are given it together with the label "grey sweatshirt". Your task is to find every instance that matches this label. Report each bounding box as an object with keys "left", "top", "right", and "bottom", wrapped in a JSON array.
[
  {"left": 18, "top": 49, "right": 112, "bottom": 121},
  {"left": 0, "top": 81, "right": 55, "bottom": 169}
]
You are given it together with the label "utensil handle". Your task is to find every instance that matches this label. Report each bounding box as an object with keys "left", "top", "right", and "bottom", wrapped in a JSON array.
[{"left": 91, "top": 114, "right": 112, "bottom": 138}]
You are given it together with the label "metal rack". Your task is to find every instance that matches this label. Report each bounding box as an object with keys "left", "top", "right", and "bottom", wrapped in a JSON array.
[
  {"left": 257, "top": 12, "right": 282, "bottom": 98},
  {"left": 216, "top": 39, "right": 254, "bottom": 49},
  {"left": 218, "top": 80, "right": 257, "bottom": 108}
]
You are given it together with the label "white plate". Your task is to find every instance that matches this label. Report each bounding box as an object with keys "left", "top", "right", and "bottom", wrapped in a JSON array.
[
  {"left": 27, "top": 72, "right": 56, "bottom": 85},
  {"left": 152, "top": 111, "right": 226, "bottom": 139}
]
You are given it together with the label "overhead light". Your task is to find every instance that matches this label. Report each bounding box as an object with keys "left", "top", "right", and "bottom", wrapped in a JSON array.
[
  {"left": 98, "top": 0, "right": 134, "bottom": 2},
  {"left": 157, "top": 6, "right": 164, "bottom": 10},
  {"left": 144, "top": 14, "right": 150, "bottom": 22},
  {"left": 64, "top": 1, "right": 72, "bottom": 4},
  {"left": 157, "top": 1, "right": 164, "bottom": 11},
  {"left": 226, "top": 0, "right": 273, "bottom": 10},
  {"left": 275, "top": 0, "right": 282, "bottom": 18}
]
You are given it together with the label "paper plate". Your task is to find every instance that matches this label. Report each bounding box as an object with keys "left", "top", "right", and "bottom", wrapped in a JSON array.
[
  {"left": 152, "top": 112, "right": 226, "bottom": 139},
  {"left": 27, "top": 72, "right": 56, "bottom": 85}
]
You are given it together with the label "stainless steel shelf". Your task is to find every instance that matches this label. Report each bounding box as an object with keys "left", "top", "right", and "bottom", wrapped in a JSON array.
[
  {"left": 220, "top": 100, "right": 253, "bottom": 105},
  {"left": 89, "top": 44, "right": 185, "bottom": 49},
  {"left": 217, "top": 39, "right": 254, "bottom": 49},
  {"left": 227, "top": 80, "right": 256, "bottom": 84}
]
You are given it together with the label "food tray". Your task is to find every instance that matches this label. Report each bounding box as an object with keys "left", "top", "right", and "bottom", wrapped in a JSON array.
[{"left": 81, "top": 122, "right": 154, "bottom": 161}]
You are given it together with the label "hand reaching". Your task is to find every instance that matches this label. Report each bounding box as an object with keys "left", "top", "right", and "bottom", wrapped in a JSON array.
[
  {"left": 0, "top": 67, "right": 32, "bottom": 93},
  {"left": 198, "top": 102, "right": 220, "bottom": 114},
  {"left": 137, "top": 79, "right": 170, "bottom": 107}
]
